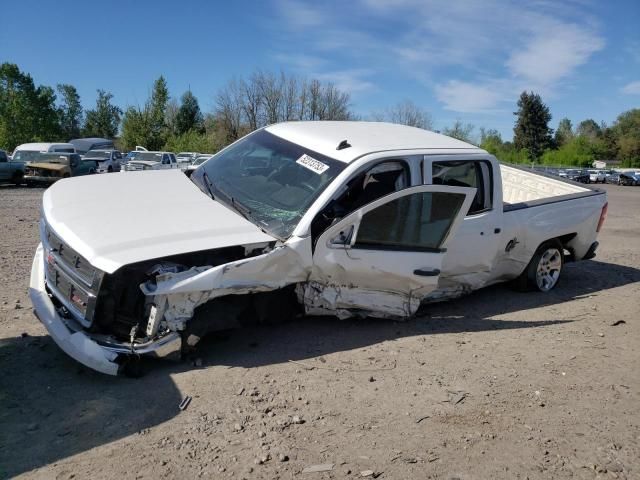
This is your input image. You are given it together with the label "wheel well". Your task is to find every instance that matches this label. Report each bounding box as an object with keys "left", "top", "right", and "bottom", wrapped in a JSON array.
[{"left": 534, "top": 234, "right": 575, "bottom": 263}]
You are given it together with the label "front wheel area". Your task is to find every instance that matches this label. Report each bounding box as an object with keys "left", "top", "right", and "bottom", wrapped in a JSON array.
[{"left": 515, "top": 240, "right": 564, "bottom": 292}]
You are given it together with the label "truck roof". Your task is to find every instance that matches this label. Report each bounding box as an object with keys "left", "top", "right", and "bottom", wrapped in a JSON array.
[
  {"left": 264, "top": 121, "right": 482, "bottom": 163},
  {"left": 13, "top": 142, "right": 75, "bottom": 152}
]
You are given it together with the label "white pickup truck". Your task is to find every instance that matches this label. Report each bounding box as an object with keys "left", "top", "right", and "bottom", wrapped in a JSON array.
[
  {"left": 29, "top": 122, "right": 608, "bottom": 375},
  {"left": 122, "top": 151, "right": 178, "bottom": 171}
]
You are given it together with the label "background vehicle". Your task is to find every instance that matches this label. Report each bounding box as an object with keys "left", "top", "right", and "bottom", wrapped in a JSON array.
[
  {"left": 588, "top": 169, "right": 606, "bottom": 183},
  {"left": 69, "top": 137, "right": 114, "bottom": 155},
  {"left": 606, "top": 172, "right": 621, "bottom": 184},
  {"left": 619, "top": 172, "right": 638, "bottom": 186},
  {"left": 0, "top": 149, "right": 25, "bottom": 185},
  {"left": 565, "top": 169, "right": 590, "bottom": 183},
  {"left": 24, "top": 152, "right": 97, "bottom": 185},
  {"left": 184, "top": 154, "right": 212, "bottom": 178},
  {"left": 12, "top": 143, "right": 76, "bottom": 163},
  {"left": 84, "top": 149, "right": 122, "bottom": 173},
  {"left": 122, "top": 151, "right": 178, "bottom": 171},
  {"left": 176, "top": 152, "right": 199, "bottom": 169},
  {"left": 29, "top": 122, "right": 608, "bottom": 375}
]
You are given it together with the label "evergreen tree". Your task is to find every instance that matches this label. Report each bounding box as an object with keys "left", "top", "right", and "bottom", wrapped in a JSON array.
[
  {"left": 513, "top": 91, "right": 553, "bottom": 161},
  {"left": 147, "top": 76, "right": 169, "bottom": 149},
  {"left": 176, "top": 90, "right": 204, "bottom": 134},
  {"left": 57, "top": 84, "right": 83, "bottom": 140},
  {"left": 83, "top": 89, "right": 121, "bottom": 138}
]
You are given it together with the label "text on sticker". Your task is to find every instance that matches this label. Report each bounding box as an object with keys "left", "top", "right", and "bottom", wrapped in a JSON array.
[{"left": 296, "top": 154, "right": 329, "bottom": 174}]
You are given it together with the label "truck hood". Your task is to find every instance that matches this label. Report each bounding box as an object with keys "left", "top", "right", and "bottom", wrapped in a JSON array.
[
  {"left": 28, "top": 162, "right": 68, "bottom": 171},
  {"left": 42, "top": 170, "right": 276, "bottom": 273}
]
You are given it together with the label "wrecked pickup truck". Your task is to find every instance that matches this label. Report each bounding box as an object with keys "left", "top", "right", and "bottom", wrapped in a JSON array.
[{"left": 29, "top": 122, "right": 608, "bottom": 375}]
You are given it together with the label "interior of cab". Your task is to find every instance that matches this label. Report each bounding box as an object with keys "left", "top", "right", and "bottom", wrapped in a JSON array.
[{"left": 311, "top": 161, "right": 409, "bottom": 246}]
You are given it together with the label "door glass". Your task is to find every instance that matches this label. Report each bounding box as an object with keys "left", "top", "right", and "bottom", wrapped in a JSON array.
[
  {"left": 432, "top": 161, "right": 492, "bottom": 213},
  {"left": 354, "top": 191, "right": 467, "bottom": 251}
]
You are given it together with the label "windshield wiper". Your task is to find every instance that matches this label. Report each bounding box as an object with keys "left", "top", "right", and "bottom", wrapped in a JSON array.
[
  {"left": 230, "top": 196, "right": 252, "bottom": 221},
  {"left": 201, "top": 171, "right": 215, "bottom": 200}
]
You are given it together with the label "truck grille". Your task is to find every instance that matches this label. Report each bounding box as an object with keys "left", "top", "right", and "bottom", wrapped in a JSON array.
[
  {"left": 43, "top": 223, "right": 104, "bottom": 328},
  {"left": 124, "top": 163, "right": 145, "bottom": 171}
]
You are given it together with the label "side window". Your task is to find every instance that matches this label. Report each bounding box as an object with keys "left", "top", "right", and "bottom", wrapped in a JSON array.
[
  {"left": 432, "top": 161, "right": 492, "bottom": 214},
  {"left": 0, "top": 151, "right": 7, "bottom": 162},
  {"left": 170, "top": 154, "right": 177, "bottom": 164},
  {"left": 311, "top": 161, "right": 410, "bottom": 246},
  {"left": 354, "top": 191, "right": 467, "bottom": 252},
  {"left": 162, "top": 154, "right": 170, "bottom": 165}
]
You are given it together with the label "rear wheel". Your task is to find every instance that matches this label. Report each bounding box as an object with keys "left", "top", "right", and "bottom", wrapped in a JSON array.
[
  {"left": 108, "top": 166, "right": 113, "bottom": 173},
  {"left": 515, "top": 240, "right": 564, "bottom": 292}
]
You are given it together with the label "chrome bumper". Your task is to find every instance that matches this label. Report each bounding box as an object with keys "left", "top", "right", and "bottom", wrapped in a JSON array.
[{"left": 29, "top": 243, "right": 182, "bottom": 375}]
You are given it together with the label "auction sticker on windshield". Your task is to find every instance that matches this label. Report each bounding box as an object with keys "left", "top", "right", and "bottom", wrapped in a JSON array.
[{"left": 296, "top": 154, "right": 329, "bottom": 174}]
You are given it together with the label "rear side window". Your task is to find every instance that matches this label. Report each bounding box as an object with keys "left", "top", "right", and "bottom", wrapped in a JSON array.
[
  {"left": 0, "top": 151, "right": 7, "bottom": 162},
  {"left": 432, "top": 161, "right": 492, "bottom": 214},
  {"left": 354, "top": 191, "right": 467, "bottom": 252}
]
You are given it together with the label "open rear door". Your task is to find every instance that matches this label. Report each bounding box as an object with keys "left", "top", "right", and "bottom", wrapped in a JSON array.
[{"left": 306, "top": 185, "right": 476, "bottom": 318}]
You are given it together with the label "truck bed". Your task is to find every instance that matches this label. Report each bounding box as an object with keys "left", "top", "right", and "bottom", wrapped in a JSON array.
[{"left": 500, "top": 164, "right": 600, "bottom": 211}]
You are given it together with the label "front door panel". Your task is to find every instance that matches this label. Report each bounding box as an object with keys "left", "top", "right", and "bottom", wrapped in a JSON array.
[{"left": 307, "top": 185, "right": 475, "bottom": 318}]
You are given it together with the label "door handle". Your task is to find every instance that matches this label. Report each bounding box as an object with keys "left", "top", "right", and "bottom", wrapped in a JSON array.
[
  {"left": 494, "top": 228, "right": 501, "bottom": 234},
  {"left": 413, "top": 268, "right": 440, "bottom": 277}
]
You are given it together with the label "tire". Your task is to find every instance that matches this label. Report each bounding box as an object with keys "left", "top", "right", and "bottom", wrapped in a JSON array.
[
  {"left": 515, "top": 240, "right": 564, "bottom": 292},
  {"left": 108, "top": 166, "right": 113, "bottom": 173},
  {"left": 11, "top": 171, "right": 23, "bottom": 186}
]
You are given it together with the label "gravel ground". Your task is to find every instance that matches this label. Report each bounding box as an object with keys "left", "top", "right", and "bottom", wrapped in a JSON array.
[{"left": 0, "top": 182, "right": 638, "bottom": 479}]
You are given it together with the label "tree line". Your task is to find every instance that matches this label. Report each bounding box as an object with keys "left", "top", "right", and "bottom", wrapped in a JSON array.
[
  {"left": 1, "top": 62, "right": 638, "bottom": 167},
  {"left": 480, "top": 92, "right": 640, "bottom": 167}
]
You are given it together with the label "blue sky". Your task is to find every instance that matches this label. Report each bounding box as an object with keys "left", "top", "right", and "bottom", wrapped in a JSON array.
[{"left": 1, "top": 0, "right": 639, "bottom": 140}]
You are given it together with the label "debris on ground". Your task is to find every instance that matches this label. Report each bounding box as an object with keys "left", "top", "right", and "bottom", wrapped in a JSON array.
[
  {"left": 302, "top": 463, "right": 334, "bottom": 473},
  {"left": 611, "top": 320, "right": 626, "bottom": 326},
  {"left": 178, "top": 396, "right": 192, "bottom": 411}
]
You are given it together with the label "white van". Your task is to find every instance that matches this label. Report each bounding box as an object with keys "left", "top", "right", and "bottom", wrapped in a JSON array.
[{"left": 12, "top": 143, "right": 76, "bottom": 163}]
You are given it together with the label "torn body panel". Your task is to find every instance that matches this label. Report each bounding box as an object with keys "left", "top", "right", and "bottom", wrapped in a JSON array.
[{"left": 139, "top": 237, "right": 311, "bottom": 343}]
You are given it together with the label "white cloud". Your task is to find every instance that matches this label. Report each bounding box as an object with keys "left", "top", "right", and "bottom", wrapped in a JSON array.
[
  {"left": 507, "top": 23, "right": 604, "bottom": 85},
  {"left": 271, "top": 0, "right": 605, "bottom": 112},
  {"left": 435, "top": 80, "right": 506, "bottom": 113},
  {"left": 276, "top": 0, "right": 325, "bottom": 28},
  {"left": 315, "top": 69, "right": 376, "bottom": 94},
  {"left": 621, "top": 81, "right": 640, "bottom": 95}
]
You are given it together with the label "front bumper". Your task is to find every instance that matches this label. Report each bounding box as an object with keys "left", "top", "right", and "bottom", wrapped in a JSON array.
[
  {"left": 25, "top": 175, "right": 58, "bottom": 185},
  {"left": 29, "top": 243, "right": 182, "bottom": 375}
]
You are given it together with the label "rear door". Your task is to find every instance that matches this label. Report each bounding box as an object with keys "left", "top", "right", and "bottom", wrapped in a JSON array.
[{"left": 308, "top": 185, "right": 475, "bottom": 318}]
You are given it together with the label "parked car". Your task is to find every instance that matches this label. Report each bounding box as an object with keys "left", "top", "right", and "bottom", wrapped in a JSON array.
[
  {"left": 565, "top": 169, "right": 590, "bottom": 183},
  {"left": 29, "top": 121, "right": 608, "bottom": 375},
  {"left": 606, "top": 172, "right": 621, "bottom": 184},
  {"left": 618, "top": 172, "right": 638, "bottom": 186},
  {"left": 184, "top": 154, "right": 212, "bottom": 178},
  {"left": 0, "top": 149, "right": 25, "bottom": 185},
  {"left": 12, "top": 143, "right": 76, "bottom": 163},
  {"left": 588, "top": 169, "right": 606, "bottom": 183},
  {"left": 84, "top": 149, "right": 122, "bottom": 173},
  {"left": 176, "top": 152, "right": 199, "bottom": 168},
  {"left": 122, "top": 151, "right": 178, "bottom": 171},
  {"left": 69, "top": 138, "right": 114, "bottom": 155},
  {"left": 24, "top": 153, "right": 97, "bottom": 186}
]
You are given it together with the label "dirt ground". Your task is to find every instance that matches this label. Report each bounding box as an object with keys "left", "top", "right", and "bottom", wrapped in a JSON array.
[{"left": 0, "top": 183, "right": 638, "bottom": 480}]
